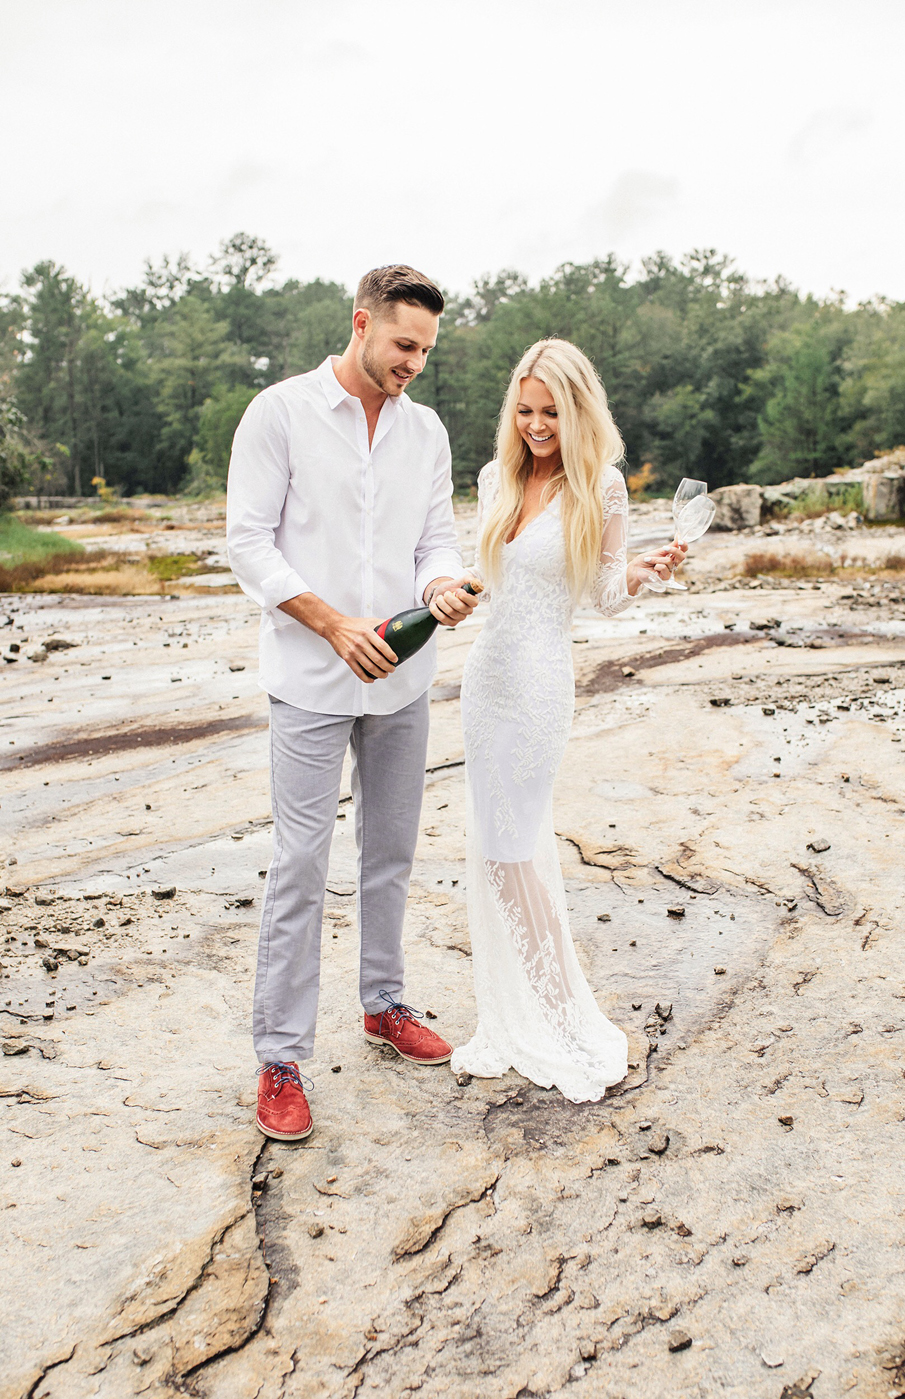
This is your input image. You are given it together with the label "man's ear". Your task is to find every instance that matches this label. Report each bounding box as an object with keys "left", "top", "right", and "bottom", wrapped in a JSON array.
[{"left": 352, "top": 307, "right": 371, "bottom": 342}]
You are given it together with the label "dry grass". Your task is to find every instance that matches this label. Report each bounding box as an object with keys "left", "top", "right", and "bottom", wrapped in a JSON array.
[
  {"left": 15, "top": 507, "right": 151, "bottom": 526},
  {"left": 0, "top": 551, "right": 114, "bottom": 591},
  {"left": 743, "top": 550, "right": 829, "bottom": 578},
  {"left": 0, "top": 546, "right": 236, "bottom": 595},
  {"left": 743, "top": 548, "right": 905, "bottom": 581},
  {"left": 14, "top": 562, "right": 165, "bottom": 595}
]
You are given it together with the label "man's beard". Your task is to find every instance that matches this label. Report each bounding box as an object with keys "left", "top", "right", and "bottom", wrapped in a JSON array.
[{"left": 361, "top": 339, "right": 399, "bottom": 396}]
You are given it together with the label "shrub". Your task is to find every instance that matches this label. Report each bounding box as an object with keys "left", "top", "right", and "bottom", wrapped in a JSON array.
[{"left": 768, "top": 483, "right": 864, "bottom": 520}]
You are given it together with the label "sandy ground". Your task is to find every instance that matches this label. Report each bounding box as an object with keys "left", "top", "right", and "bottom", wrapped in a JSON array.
[{"left": 2, "top": 505, "right": 905, "bottom": 1399}]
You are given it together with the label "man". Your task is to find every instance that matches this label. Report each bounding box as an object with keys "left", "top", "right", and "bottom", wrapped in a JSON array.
[{"left": 227, "top": 265, "right": 477, "bottom": 1141}]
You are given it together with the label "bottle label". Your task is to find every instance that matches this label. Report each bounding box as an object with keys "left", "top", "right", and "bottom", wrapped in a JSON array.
[{"left": 392, "top": 620, "right": 403, "bottom": 631}]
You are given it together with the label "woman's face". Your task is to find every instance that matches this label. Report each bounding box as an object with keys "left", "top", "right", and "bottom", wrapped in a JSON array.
[{"left": 516, "top": 376, "right": 561, "bottom": 465}]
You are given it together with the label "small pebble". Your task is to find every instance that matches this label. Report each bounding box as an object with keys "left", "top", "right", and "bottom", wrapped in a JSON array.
[
  {"left": 667, "top": 1330, "right": 692, "bottom": 1352},
  {"left": 308, "top": 1222, "right": 324, "bottom": 1238},
  {"left": 714, "top": 966, "right": 727, "bottom": 975},
  {"left": 331, "top": 1064, "right": 342, "bottom": 1073}
]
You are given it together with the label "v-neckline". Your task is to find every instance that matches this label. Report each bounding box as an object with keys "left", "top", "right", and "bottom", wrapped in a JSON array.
[{"left": 504, "top": 498, "right": 556, "bottom": 546}]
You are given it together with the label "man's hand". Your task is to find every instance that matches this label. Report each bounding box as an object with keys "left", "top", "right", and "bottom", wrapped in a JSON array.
[
  {"left": 323, "top": 615, "right": 398, "bottom": 683},
  {"left": 277, "top": 593, "right": 399, "bottom": 683},
  {"left": 425, "top": 575, "right": 481, "bottom": 628}
]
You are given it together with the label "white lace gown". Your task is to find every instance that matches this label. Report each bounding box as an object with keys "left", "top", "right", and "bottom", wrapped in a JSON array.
[{"left": 451, "top": 461, "right": 635, "bottom": 1103}]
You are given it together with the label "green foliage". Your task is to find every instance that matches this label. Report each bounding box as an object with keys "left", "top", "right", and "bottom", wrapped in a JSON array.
[
  {"left": 0, "top": 391, "right": 53, "bottom": 510},
  {"left": 185, "top": 384, "right": 259, "bottom": 493},
  {"left": 842, "top": 301, "right": 905, "bottom": 459},
  {"left": 0, "top": 513, "right": 83, "bottom": 565},
  {"left": 748, "top": 311, "right": 853, "bottom": 484},
  {"left": 2, "top": 236, "right": 903, "bottom": 499}
]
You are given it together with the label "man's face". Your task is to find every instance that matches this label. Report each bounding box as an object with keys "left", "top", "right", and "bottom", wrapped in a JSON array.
[{"left": 359, "top": 303, "right": 439, "bottom": 397}]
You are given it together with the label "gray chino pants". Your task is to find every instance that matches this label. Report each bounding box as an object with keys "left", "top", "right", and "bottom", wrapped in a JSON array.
[{"left": 253, "top": 691, "right": 430, "bottom": 1065}]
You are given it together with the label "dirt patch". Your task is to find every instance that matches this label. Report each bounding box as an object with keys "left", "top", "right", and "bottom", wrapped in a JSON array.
[
  {"left": 578, "top": 631, "right": 756, "bottom": 695},
  {"left": 0, "top": 713, "right": 266, "bottom": 771}
]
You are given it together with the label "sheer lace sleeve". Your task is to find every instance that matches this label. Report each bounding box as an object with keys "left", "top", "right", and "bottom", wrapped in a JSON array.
[
  {"left": 472, "top": 461, "right": 499, "bottom": 597},
  {"left": 590, "top": 467, "right": 633, "bottom": 617}
]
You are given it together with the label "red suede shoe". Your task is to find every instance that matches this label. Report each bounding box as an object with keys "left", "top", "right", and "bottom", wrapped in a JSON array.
[
  {"left": 364, "top": 993, "right": 453, "bottom": 1065},
  {"left": 256, "top": 1062, "right": 313, "bottom": 1140}
]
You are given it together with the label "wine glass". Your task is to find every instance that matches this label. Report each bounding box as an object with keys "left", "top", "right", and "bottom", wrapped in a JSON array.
[{"left": 642, "top": 478, "right": 715, "bottom": 593}]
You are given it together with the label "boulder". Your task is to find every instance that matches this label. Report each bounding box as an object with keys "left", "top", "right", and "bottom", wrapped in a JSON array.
[
  {"left": 861, "top": 471, "right": 905, "bottom": 522},
  {"left": 710, "top": 484, "right": 762, "bottom": 530}
]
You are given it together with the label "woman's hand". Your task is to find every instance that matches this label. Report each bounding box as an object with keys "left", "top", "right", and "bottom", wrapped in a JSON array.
[
  {"left": 626, "top": 540, "right": 688, "bottom": 596},
  {"left": 426, "top": 575, "right": 482, "bottom": 627}
]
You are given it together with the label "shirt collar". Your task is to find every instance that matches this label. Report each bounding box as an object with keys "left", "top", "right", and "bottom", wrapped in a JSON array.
[{"left": 317, "top": 356, "right": 409, "bottom": 414}]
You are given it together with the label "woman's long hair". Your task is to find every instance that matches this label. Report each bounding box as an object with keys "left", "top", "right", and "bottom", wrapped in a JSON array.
[{"left": 479, "top": 338, "right": 625, "bottom": 598}]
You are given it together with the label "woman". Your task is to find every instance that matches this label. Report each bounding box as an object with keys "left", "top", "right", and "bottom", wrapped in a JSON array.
[{"left": 451, "top": 339, "right": 684, "bottom": 1103}]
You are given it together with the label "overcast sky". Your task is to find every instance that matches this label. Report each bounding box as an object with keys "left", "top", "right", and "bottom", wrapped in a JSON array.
[{"left": 2, "top": 0, "right": 904, "bottom": 305}]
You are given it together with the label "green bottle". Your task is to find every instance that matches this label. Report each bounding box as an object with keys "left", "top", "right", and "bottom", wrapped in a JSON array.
[{"left": 369, "top": 580, "right": 482, "bottom": 673}]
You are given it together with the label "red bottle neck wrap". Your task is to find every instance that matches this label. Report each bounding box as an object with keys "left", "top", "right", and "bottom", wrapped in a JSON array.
[{"left": 375, "top": 618, "right": 392, "bottom": 640}]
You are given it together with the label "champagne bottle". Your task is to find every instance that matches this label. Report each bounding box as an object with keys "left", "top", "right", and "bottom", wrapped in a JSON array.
[{"left": 366, "top": 580, "right": 482, "bottom": 676}]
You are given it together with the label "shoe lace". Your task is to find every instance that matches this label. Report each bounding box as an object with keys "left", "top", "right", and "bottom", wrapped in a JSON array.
[
  {"left": 376, "top": 989, "right": 425, "bottom": 1036},
  {"left": 258, "top": 1061, "right": 313, "bottom": 1095}
]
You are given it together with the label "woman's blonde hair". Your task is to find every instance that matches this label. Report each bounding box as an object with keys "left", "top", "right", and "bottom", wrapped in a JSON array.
[{"left": 479, "top": 338, "right": 625, "bottom": 597}]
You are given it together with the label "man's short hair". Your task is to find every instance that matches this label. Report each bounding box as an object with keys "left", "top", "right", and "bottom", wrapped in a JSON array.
[{"left": 355, "top": 265, "right": 444, "bottom": 318}]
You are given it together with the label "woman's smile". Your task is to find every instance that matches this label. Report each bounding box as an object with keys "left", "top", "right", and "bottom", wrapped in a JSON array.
[{"left": 517, "top": 376, "right": 562, "bottom": 462}]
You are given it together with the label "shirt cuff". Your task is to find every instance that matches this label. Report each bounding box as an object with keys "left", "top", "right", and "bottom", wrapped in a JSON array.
[
  {"left": 260, "top": 566, "right": 309, "bottom": 629},
  {"left": 414, "top": 551, "right": 463, "bottom": 607}
]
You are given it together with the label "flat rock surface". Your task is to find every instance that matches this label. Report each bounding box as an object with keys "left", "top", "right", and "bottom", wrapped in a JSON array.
[{"left": 2, "top": 514, "right": 905, "bottom": 1399}]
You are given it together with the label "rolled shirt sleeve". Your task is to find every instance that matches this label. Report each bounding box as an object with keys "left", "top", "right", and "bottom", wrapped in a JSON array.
[
  {"left": 413, "top": 428, "right": 463, "bottom": 605},
  {"left": 226, "top": 392, "right": 309, "bottom": 630}
]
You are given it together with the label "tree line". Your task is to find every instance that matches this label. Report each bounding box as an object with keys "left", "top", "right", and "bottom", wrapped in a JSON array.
[{"left": 1, "top": 231, "right": 904, "bottom": 505}]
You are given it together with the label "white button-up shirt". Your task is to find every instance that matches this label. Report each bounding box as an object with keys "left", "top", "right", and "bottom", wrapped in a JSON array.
[{"left": 226, "top": 357, "right": 462, "bottom": 716}]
